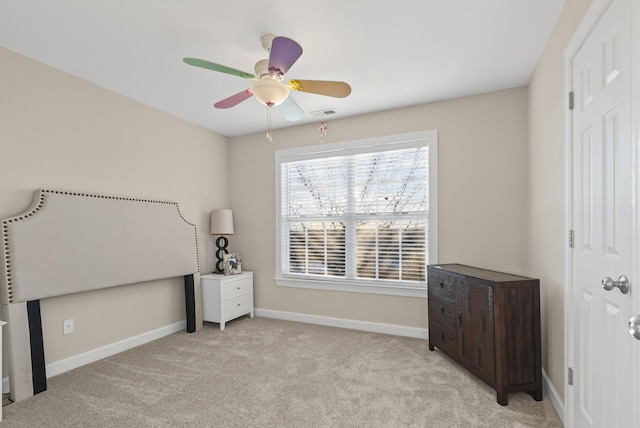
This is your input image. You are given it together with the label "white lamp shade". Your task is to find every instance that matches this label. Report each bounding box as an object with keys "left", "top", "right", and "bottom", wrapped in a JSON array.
[{"left": 210, "top": 209, "right": 234, "bottom": 235}]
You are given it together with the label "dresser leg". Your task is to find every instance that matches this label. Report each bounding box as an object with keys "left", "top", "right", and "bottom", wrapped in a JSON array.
[
  {"left": 220, "top": 322, "right": 225, "bottom": 331},
  {"left": 428, "top": 343, "right": 434, "bottom": 351},
  {"left": 497, "top": 391, "right": 508, "bottom": 406},
  {"left": 528, "top": 387, "right": 543, "bottom": 401}
]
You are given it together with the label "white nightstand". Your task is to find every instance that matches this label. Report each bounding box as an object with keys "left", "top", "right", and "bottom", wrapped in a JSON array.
[{"left": 201, "top": 272, "right": 254, "bottom": 330}]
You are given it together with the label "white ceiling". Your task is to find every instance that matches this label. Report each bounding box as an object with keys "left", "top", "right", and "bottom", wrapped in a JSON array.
[{"left": 0, "top": 1, "right": 565, "bottom": 138}]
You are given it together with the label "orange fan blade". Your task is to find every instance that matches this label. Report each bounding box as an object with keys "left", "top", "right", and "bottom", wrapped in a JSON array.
[{"left": 288, "top": 80, "right": 351, "bottom": 98}]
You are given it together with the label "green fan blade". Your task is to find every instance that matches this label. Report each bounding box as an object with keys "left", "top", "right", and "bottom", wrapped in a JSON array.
[{"left": 183, "top": 58, "right": 255, "bottom": 79}]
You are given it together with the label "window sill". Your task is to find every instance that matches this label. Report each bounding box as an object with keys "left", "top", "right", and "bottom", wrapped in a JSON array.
[{"left": 275, "top": 276, "right": 427, "bottom": 298}]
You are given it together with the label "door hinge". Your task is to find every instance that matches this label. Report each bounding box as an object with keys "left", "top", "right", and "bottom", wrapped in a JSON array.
[
  {"left": 569, "top": 230, "right": 574, "bottom": 248},
  {"left": 569, "top": 91, "right": 575, "bottom": 110},
  {"left": 568, "top": 367, "right": 574, "bottom": 385}
]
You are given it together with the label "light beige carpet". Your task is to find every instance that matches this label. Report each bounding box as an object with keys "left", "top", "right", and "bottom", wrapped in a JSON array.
[{"left": 1, "top": 317, "right": 562, "bottom": 427}]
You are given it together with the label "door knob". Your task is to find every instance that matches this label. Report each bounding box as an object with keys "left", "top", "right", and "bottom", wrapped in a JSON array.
[
  {"left": 629, "top": 315, "right": 640, "bottom": 340},
  {"left": 602, "top": 275, "right": 630, "bottom": 294}
]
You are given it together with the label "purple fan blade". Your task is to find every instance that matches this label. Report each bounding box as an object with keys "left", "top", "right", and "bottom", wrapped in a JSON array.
[
  {"left": 268, "top": 37, "right": 303, "bottom": 76},
  {"left": 214, "top": 89, "right": 253, "bottom": 109}
]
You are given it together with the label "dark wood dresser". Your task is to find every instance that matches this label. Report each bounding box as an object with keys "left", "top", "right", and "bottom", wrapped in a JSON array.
[{"left": 427, "top": 264, "right": 542, "bottom": 406}]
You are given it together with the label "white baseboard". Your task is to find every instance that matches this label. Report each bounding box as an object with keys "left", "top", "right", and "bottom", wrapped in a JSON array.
[
  {"left": 46, "top": 320, "right": 187, "bottom": 378},
  {"left": 3, "top": 320, "right": 186, "bottom": 393},
  {"left": 254, "top": 308, "right": 428, "bottom": 339},
  {"left": 542, "top": 368, "right": 565, "bottom": 425}
]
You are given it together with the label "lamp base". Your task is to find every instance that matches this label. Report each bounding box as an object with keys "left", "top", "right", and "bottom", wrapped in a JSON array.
[{"left": 215, "top": 236, "right": 229, "bottom": 273}]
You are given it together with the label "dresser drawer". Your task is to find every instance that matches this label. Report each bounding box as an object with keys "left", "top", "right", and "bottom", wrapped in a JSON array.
[
  {"left": 428, "top": 295, "right": 456, "bottom": 326},
  {"left": 429, "top": 319, "right": 456, "bottom": 356},
  {"left": 428, "top": 270, "right": 455, "bottom": 299},
  {"left": 223, "top": 293, "right": 253, "bottom": 320},
  {"left": 223, "top": 276, "right": 252, "bottom": 299}
]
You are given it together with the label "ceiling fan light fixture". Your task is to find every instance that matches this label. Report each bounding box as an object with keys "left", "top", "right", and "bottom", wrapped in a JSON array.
[{"left": 251, "top": 78, "right": 290, "bottom": 107}]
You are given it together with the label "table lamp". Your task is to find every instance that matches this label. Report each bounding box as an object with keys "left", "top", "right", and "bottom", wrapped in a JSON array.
[{"left": 210, "top": 209, "right": 234, "bottom": 273}]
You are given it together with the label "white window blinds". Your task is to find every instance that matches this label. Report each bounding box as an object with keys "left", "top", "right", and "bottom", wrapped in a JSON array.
[{"left": 278, "top": 134, "right": 432, "bottom": 289}]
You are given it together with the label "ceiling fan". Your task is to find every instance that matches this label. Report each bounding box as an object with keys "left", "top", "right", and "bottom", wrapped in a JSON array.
[{"left": 183, "top": 34, "right": 351, "bottom": 136}]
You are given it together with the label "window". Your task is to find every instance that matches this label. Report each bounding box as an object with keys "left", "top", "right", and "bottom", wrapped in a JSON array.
[{"left": 275, "top": 131, "right": 437, "bottom": 297}]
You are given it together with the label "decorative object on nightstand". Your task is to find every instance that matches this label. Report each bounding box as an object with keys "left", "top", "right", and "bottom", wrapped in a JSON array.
[
  {"left": 201, "top": 272, "right": 254, "bottom": 330},
  {"left": 223, "top": 253, "right": 242, "bottom": 275},
  {"left": 210, "top": 209, "right": 234, "bottom": 273}
]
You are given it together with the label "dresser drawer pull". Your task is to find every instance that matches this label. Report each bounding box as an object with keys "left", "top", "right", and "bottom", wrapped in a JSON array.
[
  {"left": 441, "top": 333, "right": 445, "bottom": 340},
  {"left": 439, "top": 305, "right": 445, "bottom": 314},
  {"left": 439, "top": 281, "right": 445, "bottom": 288},
  {"left": 457, "top": 312, "right": 462, "bottom": 326}
]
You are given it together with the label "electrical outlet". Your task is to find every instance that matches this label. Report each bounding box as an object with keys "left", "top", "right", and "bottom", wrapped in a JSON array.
[{"left": 63, "top": 319, "right": 74, "bottom": 335}]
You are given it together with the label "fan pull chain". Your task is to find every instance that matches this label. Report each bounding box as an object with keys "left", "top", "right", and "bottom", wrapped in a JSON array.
[{"left": 266, "top": 106, "right": 273, "bottom": 142}]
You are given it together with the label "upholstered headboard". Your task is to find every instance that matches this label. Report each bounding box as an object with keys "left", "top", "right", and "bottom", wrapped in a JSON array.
[{"left": 1, "top": 189, "right": 200, "bottom": 402}]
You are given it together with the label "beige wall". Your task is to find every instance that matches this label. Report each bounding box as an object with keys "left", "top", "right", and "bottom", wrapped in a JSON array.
[
  {"left": 527, "top": 0, "right": 592, "bottom": 403},
  {"left": 228, "top": 87, "right": 529, "bottom": 328},
  {"left": 0, "top": 47, "right": 227, "bottom": 372}
]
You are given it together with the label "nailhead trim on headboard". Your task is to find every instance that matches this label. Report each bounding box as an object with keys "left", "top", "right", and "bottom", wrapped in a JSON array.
[
  {"left": 1, "top": 189, "right": 200, "bottom": 304},
  {"left": 0, "top": 192, "right": 44, "bottom": 302}
]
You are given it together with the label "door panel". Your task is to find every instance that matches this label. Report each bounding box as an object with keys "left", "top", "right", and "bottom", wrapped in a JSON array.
[
  {"left": 578, "top": 291, "right": 594, "bottom": 425},
  {"left": 601, "top": 301, "right": 625, "bottom": 427},
  {"left": 571, "top": 0, "right": 634, "bottom": 426}
]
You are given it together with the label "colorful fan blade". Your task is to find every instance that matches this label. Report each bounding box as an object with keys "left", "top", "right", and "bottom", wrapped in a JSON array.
[
  {"left": 214, "top": 89, "right": 253, "bottom": 109},
  {"left": 268, "top": 37, "right": 303, "bottom": 76},
  {"left": 279, "top": 96, "right": 305, "bottom": 121},
  {"left": 288, "top": 80, "right": 351, "bottom": 98},
  {"left": 183, "top": 58, "right": 255, "bottom": 79}
]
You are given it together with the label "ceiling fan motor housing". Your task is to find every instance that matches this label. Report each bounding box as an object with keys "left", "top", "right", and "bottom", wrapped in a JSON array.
[{"left": 254, "top": 59, "right": 270, "bottom": 78}]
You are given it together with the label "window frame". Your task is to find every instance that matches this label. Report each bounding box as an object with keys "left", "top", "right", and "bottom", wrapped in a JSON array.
[{"left": 275, "top": 130, "right": 438, "bottom": 297}]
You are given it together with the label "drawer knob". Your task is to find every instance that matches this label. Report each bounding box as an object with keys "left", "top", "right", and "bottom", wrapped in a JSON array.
[
  {"left": 441, "top": 333, "right": 445, "bottom": 340},
  {"left": 440, "top": 306, "right": 445, "bottom": 314},
  {"left": 439, "top": 281, "right": 445, "bottom": 288}
]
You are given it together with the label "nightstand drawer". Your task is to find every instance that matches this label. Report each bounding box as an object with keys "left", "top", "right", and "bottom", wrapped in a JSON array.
[
  {"left": 223, "top": 276, "right": 252, "bottom": 299},
  {"left": 224, "top": 293, "right": 253, "bottom": 319}
]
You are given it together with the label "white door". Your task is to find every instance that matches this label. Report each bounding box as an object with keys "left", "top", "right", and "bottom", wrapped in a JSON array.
[{"left": 569, "top": 0, "right": 637, "bottom": 426}]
